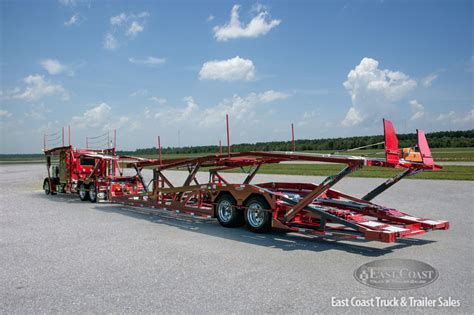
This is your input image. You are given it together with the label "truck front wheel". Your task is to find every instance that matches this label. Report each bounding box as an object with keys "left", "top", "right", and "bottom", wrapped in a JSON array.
[
  {"left": 79, "top": 183, "right": 90, "bottom": 201},
  {"left": 43, "top": 179, "right": 56, "bottom": 195},
  {"left": 43, "top": 179, "right": 50, "bottom": 195}
]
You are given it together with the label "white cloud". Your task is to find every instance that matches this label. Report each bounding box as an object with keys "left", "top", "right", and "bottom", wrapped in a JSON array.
[
  {"left": 149, "top": 96, "right": 167, "bottom": 104},
  {"left": 12, "top": 74, "right": 69, "bottom": 102},
  {"left": 130, "top": 89, "right": 148, "bottom": 97},
  {"left": 436, "top": 109, "right": 474, "bottom": 126},
  {"left": 342, "top": 57, "right": 417, "bottom": 125},
  {"left": 180, "top": 97, "right": 199, "bottom": 120},
  {"left": 303, "top": 111, "right": 317, "bottom": 119},
  {"left": 0, "top": 87, "right": 19, "bottom": 99},
  {"left": 0, "top": 109, "right": 12, "bottom": 119},
  {"left": 105, "top": 12, "right": 149, "bottom": 50},
  {"left": 342, "top": 107, "right": 363, "bottom": 126},
  {"left": 436, "top": 111, "right": 457, "bottom": 122},
  {"left": 207, "top": 14, "right": 215, "bottom": 22},
  {"left": 199, "top": 90, "right": 288, "bottom": 127},
  {"left": 40, "top": 59, "right": 66, "bottom": 75},
  {"left": 148, "top": 90, "right": 288, "bottom": 128},
  {"left": 297, "top": 110, "right": 319, "bottom": 127},
  {"left": 64, "top": 13, "right": 79, "bottom": 27},
  {"left": 71, "top": 103, "right": 111, "bottom": 129},
  {"left": 155, "top": 96, "right": 199, "bottom": 123},
  {"left": 421, "top": 73, "right": 438, "bottom": 87},
  {"left": 199, "top": 56, "right": 255, "bottom": 81},
  {"left": 136, "top": 12, "right": 150, "bottom": 18},
  {"left": 103, "top": 116, "right": 134, "bottom": 132},
  {"left": 343, "top": 57, "right": 417, "bottom": 103},
  {"left": 213, "top": 5, "right": 281, "bottom": 41},
  {"left": 59, "top": 0, "right": 76, "bottom": 6},
  {"left": 110, "top": 12, "right": 149, "bottom": 26},
  {"left": 103, "top": 33, "right": 118, "bottom": 50},
  {"left": 126, "top": 21, "right": 144, "bottom": 38},
  {"left": 24, "top": 104, "right": 50, "bottom": 120},
  {"left": 128, "top": 56, "right": 166, "bottom": 66},
  {"left": 409, "top": 100, "right": 424, "bottom": 120},
  {"left": 110, "top": 13, "right": 127, "bottom": 26},
  {"left": 258, "top": 90, "right": 289, "bottom": 102}
]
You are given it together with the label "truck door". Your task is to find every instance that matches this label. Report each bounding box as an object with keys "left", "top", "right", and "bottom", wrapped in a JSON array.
[{"left": 59, "top": 151, "right": 68, "bottom": 182}]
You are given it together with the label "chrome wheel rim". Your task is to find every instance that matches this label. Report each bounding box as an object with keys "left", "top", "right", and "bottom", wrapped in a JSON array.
[
  {"left": 218, "top": 200, "right": 233, "bottom": 222},
  {"left": 89, "top": 187, "right": 96, "bottom": 200},
  {"left": 79, "top": 185, "right": 86, "bottom": 199},
  {"left": 247, "top": 202, "right": 264, "bottom": 227}
]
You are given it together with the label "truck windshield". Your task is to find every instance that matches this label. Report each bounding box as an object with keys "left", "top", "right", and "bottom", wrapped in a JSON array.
[{"left": 80, "top": 158, "right": 96, "bottom": 166}]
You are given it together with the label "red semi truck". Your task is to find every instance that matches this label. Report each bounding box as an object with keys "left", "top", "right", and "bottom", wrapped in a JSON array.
[{"left": 43, "top": 145, "right": 154, "bottom": 202}]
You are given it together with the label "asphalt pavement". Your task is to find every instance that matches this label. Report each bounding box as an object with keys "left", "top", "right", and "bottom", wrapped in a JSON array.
[{"left": 1, "top": 164, "right": 472, "bottom": 313}]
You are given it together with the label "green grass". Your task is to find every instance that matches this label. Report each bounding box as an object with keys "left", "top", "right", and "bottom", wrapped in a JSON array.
[{"left": 220, "top": 164, "right": 474, "bottom": 181}]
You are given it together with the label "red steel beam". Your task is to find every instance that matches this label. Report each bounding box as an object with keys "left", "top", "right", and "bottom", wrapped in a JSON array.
[
  {"left": 226, "top": 114, "right": 230, "bottom": 157},
  {"left": 158, "top": 135, "right": 163, "bottom": 166},
  {"left": 291, "top": 123, "right": 295, "bottom": 151}
]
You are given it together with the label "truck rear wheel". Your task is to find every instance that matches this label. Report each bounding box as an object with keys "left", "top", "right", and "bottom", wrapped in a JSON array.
[
  {"left": 244, "top": 196, "right": 272, "bottom": 233},
  {"left": 216, "top": 194, "right": 244, "bottom": 227},
  {"left": 79, "top": 183, "right": 90, "bottom": 201},
  {"left": 89, "top": 184, "right": 97, "bottom": 203}
]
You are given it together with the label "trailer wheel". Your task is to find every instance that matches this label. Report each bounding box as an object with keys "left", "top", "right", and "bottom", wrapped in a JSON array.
[
  {"left": 216, "top": 194, "right": 244, "bottom": 227},
  {"left": 89, "top": 184, "right": 97, "bottom": 203},
  {"left": 244, "top": 196, "right": 272, "bottom": 233},
  {"left": 43, "top": 179, "right": 51, "bottom": 195},
  {"left": 79, "top": 183, "right": 90, "bottom": 201}
]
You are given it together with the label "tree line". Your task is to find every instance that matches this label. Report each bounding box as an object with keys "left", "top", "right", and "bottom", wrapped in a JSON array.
[{"left": 120, "top": 129, "right": 474, "bottom": 155}]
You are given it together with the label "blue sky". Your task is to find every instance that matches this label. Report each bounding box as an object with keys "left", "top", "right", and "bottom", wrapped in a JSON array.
[{"left": 0, "top": 0, "right": 472, "bottom": 153}]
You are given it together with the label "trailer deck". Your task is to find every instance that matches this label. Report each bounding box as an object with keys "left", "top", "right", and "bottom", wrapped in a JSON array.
[{"left": 110, "top": 119, "right": 449, "bottom": 243}]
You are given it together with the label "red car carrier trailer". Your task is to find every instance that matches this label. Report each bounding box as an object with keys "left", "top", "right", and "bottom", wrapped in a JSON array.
[{"left": 108, "top": 119, "right": 449, "bottom": 243}]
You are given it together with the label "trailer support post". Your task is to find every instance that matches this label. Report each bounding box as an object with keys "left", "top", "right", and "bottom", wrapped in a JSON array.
[
  {"left": 133, "top": 165, "right": 148, "bottom": 193},
  {"left": 362, "top": 168, "right": 420, "bottom": 201},
  {"left": 158, "top": 136, "right": 162, "bottom": 166},
  {"left": 291, "top": 123, "right": 295, "bottom": 152},
  {"left": 283, "top": 163, "right": 362, "bottom": 223},
  {"left": 243, "top": 163, "right": 261, "bottom": 184},
  {"left": 226, "top": 114, "right": 230, "bottom": 157}
]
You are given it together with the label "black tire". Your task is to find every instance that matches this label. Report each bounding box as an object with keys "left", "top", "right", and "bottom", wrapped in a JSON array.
[
  {"left": 43, "top": 179, "right": 50, "bottom": 195},
  {"left": 244, "top": 196, "right": 272, "bottom": 233},
  {"left": 215, "top": 194, "right": 244, "bottom": 227},
  {"left": 79, "top": 183, "right": 90, "bottom": 201},
  {"left": 89, "top": 183, "right": 97, "bottom": 203}
]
